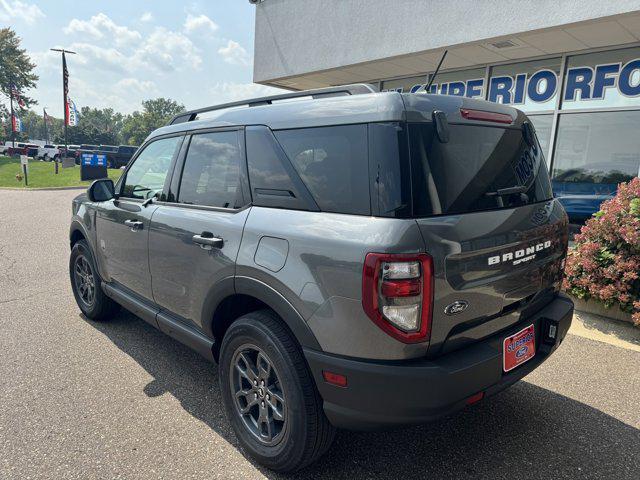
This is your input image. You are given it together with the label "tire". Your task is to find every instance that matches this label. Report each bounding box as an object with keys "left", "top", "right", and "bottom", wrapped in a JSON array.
[
  {"left": 219, "top": 310, "right": 335, "bottom": 472},
  {"left": 69, "top": 240, "right": 119, "bottom": 321}
]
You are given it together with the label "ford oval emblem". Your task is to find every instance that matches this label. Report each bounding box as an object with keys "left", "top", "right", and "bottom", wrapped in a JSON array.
[
  {"left": 516, "top": 346, "right": 529, "bottom": 358},
  {"left": 444, "top": 300, "right": 469, "bottom": 316}
]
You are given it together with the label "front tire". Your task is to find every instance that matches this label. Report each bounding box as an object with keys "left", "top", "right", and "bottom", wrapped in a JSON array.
[
  {"left": 69, "top": 240, "right": 118, "bottom": 321},
  {"left": 219, "top": 310, "right": 335, "bottom": 472}
]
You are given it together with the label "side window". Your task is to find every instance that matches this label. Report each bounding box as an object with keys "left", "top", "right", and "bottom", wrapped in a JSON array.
[
  {"left": 121, "top": 136, "right": 181, "bottom": 199},
  {"left": 178, "top": 131, "right": 243, "bottom": 208},
  {"left": 246, "top": 126, "right": 314, "bottom": 210},
  {"left": 274, "top": 125, "right": 370, "bottom": 215}
]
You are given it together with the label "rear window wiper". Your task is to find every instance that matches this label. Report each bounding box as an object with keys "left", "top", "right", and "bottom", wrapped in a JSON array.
[{"left": 485, "top": 185, "right": 528, "bottom": 197}]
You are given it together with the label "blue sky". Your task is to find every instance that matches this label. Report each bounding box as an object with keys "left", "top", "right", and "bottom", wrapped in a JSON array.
[{"left": 1, "top": 0, "right": 282, "bottom": 117}]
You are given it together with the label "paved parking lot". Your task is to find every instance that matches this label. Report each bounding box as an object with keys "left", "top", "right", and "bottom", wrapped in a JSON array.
[{"left": 1, "top": 189, "right": 639, "bottom": 479}]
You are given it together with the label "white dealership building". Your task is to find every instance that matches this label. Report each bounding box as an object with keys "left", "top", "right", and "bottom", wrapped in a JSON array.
[{"left": 252, "top": 0, "right": 640, "bottom": 221}]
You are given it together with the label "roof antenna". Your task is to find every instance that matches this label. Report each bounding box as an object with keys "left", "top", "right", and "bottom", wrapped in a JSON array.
[{"left": 424, "top": 50, "right": 448, "bottom": 94}]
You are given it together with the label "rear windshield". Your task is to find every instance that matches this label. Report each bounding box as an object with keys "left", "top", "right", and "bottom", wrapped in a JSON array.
[{"left": 409, "top": 123, "right": 553, "bottom": 216}]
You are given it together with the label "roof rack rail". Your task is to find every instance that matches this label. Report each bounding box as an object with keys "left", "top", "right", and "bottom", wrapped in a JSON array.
[{"left": 167, "top": 83, "right": 378, "bottom": 125}]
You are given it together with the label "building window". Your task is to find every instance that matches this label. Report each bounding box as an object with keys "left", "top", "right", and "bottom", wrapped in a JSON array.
[
  {"left": 381, "top": 67, "right": 485, "bottom": 97},
  {"left": 551, "top": 111, "right": 640, "bottom": 221},
  {"left": 561, "top": 46, "right": 640, "bottom": 110},
  {"left": 425, "top": 67, "right": 486, "bottom": 98},
  {"left": 528, "top": 114, "right": 553, "bottom": 159},
  {"left": 381, "top": 75, "right": 425, "bottom": 93},
  {"left": 488, "top": 57, "right": 562, "bottom": 113}
]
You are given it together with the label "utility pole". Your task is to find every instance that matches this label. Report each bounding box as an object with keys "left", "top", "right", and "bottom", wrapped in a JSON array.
[{"left": 50, "top": 48, "right": 76, "bottom": 159}]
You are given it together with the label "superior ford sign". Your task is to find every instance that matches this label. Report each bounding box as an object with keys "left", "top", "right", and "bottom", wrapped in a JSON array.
[
  {"left": 81, "top": 153, "right": 107, "bottom": 167},
  {"left": 388, "top": 58, "right": 640, "bottom": 106}
]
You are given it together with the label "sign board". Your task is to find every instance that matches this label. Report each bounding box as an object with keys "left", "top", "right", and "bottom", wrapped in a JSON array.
[
  {"left": 81, "top": 153, "right": 107, "bottom": 167},
  {"left": 80, "top": 153, "right": 108, "bottom": 181},
  {"left": 384, "top": 57, "right": 640, "bottom": 112},
  {"left": 20, "top": 154, "right": 28, "bottom": 169},
  {"left": 61, "top": 157, "right": 75, "bottom": 168}
]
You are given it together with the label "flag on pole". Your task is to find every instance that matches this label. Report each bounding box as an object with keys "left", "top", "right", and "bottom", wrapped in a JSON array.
[
  {"left": 66, "top": 98, "right": 79, "bottom": 126},
  {"left": 43, "top": 108, "right": 52, "bottom": 124},
  {"left": 63, "top": 51, "right": 70, "bottom": 127},
  {"left": 10, "top": 83, "right": 26, "bottom": 109},
  {"left": 12, "top": 115, "right": 24, "bottom": 132}
]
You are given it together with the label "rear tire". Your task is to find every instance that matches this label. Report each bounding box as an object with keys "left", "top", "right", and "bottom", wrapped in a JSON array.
[
  {"left": 219, "top": 310, "right": 335, "bottom": 472},
  {"left": 69, "top": 240, "right": 119, "bottom": 321}
]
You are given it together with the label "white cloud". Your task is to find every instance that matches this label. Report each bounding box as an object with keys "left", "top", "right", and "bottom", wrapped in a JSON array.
[
  {"left": 115, "top": 78, "right": 157, "bottom": 94},
  {"left": 183, "top": 13, "right": 218, "bottom": 34},
  {"left": 134, "top": 27, "right": 202, "bottom": 71},
  {"left": 65, "top": 43, "right": 129, "bottom": 73},
  {"left": 0, "top": 0, "right": 44, "bottom": 25},
  {"left": 63, "top": 13, "right": 141, "bottom": 47},
  {"left": 218, "top": 40, "right": 251, "bottom": 67},
  {"left": 208, "top": 82, "right": 285, "bottom": 105},
  {"left": 140, "top": 11, "right": 153, "bottom": 23}
]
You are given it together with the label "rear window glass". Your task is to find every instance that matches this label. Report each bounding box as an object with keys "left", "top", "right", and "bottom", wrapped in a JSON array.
[
  {"left": 178, "top": 131, "right": 243, "bottom": 208},
  {"left": 409, "top": 123, "right": 553, "bottom": 216},
  {"left": 274, "top": 125, "right": 370, "bottom": 215}
]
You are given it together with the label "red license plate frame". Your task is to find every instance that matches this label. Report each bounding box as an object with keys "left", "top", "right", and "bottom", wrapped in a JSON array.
[{"left": 503, "top": 324, "right": 535, "bottom": 373}]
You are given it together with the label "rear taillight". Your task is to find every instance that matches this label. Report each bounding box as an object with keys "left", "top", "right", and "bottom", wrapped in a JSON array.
[{"left": 362, "top": 253, "right": 433, "bottom": 343}]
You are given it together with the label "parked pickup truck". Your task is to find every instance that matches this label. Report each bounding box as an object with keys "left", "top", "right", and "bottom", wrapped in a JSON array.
[
  {"left": 36, "top": 144, "right": 61, "bottom": 161},
  {"left": 75, "top": 144, "right": 138, "bottom": 168},
  {"left": 1, "top": 142, "right": 39, "bottom": 157}
]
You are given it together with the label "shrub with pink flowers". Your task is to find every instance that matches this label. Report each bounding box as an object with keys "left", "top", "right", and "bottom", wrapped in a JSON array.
[{"left": 563, "top": 177, "right": 640, "bottom": 326}]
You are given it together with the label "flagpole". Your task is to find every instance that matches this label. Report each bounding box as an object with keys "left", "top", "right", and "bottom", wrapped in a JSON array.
[
  {"left": 50, "top": 48, "right": 76, "bottom": 160},
  {"left": 9, "top": 75, "right": 15, "bottom": 148},
  {"left": 43, "top": 109, "right": 49, "bottom": 144}
]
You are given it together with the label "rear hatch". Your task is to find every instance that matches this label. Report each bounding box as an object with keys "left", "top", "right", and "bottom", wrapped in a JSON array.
[{"left": 403, "top": 96, "right": 568, "bottom": 357}]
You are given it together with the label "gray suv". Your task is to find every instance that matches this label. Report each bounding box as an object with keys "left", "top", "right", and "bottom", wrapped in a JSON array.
[{"left": 69, "top": 84, "right": 573, "bottom": 472}]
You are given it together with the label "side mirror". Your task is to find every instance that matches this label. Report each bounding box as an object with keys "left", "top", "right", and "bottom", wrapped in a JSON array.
[{"left": 87, "top": 179, "right": 115, "bottom": 202}]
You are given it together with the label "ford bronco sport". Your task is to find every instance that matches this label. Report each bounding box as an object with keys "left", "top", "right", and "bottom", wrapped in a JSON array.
[{"left": 69, "top": 84, "right": 573, "bottom": 472}]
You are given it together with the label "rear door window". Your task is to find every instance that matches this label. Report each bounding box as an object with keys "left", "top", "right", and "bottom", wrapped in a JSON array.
[
  {"left": 177, "top": 130, "right": 244, "bottom": 208},
  {"left": 274, "top": 125, "right": 370, "bottom": 215},
  {"left": 409, "top": 123, "right": 553, "bottom": 216}
]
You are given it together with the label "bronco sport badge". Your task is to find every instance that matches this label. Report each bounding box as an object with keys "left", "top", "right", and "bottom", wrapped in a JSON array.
[{"left": 488, "top": 240, "right": 552, "bottom": 266}]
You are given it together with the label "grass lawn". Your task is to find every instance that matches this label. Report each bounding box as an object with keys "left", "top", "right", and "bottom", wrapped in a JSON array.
[{"left": 0, "top": 156, "right": 122, "bottom": 189}]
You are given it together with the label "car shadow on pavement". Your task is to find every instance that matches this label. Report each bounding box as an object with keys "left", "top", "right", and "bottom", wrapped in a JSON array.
[{"left": 85, "top": 310, "right": 640, "bottom": 480}]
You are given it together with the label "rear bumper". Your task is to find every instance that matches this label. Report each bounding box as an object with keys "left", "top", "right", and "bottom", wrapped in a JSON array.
[{"left": 304, "top": 293, "right": 573, "bottom": 430}]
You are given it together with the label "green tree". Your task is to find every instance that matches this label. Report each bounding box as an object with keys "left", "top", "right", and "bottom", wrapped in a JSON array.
[
  {"left": 0, "top": 28, "right": 38, "bottom": 116},
  {"left": 121, "top": 98, "right": 185, "bottom": 145},
  {"left": 77, "top": 106, "right": 124, "bottom": 144}
]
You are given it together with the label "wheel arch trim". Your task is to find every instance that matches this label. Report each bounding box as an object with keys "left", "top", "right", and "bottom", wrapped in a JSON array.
[{"left": 202, "top": 276, "right": 321, "bottom": 351}]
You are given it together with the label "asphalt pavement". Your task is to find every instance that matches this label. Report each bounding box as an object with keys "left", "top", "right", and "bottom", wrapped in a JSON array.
[{"left": 0, "top": 188, "right": 639, "bottom": 479}]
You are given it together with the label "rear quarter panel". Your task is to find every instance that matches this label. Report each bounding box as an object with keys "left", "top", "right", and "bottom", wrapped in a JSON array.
[{"left": 237, "top": 207, "right": 429, "bottom": 360}]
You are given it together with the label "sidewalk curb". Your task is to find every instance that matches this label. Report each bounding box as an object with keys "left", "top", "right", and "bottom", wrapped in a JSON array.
[{"left": 0, "top": 186, "right": 87, "bottom": 191}]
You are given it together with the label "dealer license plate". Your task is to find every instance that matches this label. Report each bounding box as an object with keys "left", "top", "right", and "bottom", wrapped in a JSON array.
[{"left": 503, "top": 324, "right": 535, "bottom": 373}]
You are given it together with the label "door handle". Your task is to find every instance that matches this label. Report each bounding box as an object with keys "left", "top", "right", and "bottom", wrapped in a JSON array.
[
  {"left": 192, "top": 233, "right": 224, "bottom": 249},
  {"left": 124, "top": 219, "right": 144, "bottom": 231}
]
